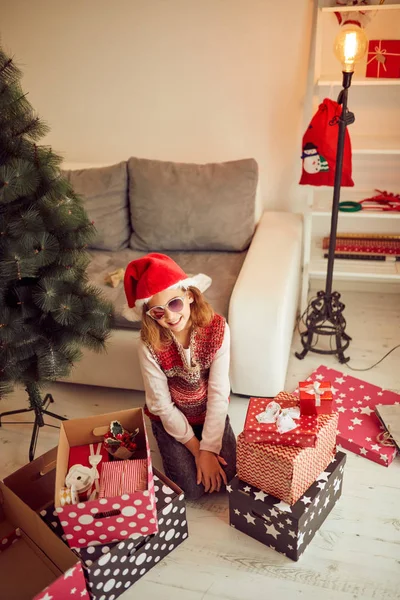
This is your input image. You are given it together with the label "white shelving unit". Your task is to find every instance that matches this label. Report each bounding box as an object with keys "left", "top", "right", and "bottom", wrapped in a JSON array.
[{"left": 300, "top": 1, "right": 400, "bottom": 312}]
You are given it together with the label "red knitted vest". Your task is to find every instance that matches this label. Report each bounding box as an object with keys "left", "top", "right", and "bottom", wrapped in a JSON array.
[{"left": 144, "top": 314, "right": 226, "bottom": 425}]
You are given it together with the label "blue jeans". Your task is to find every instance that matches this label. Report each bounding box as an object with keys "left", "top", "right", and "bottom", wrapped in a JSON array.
[{"left": 151, "top": 416, "right": 237, "bottom": 500}]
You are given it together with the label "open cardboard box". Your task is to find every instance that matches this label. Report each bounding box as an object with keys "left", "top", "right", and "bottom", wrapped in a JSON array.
[
  {"left": 54, "top": 407, "right": 158, "bottom": 548},
  {"left": 5, "top": 446, "right": 189, "bottom": 600},
  {"left": 0, "top": 480, "right": 87, "bottom": 600}
]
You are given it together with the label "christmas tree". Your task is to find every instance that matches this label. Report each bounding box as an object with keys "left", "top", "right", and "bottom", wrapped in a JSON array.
[{"left": 0, "top": 48, "right": 113, "bottom": 410}]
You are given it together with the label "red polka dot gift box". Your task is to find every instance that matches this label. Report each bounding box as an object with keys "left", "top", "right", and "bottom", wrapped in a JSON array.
[
  {"left": 40, "top": 471, "right": 188, "bottom": 599},
  {"left": 244, "top": 392, "right": 320, "bottom": 448},
  {"left": 54, "top": 408, "right": 158, "bottom": 548},
  {"left": 0, "top": 481, "right": 88, "bottom": 600},
  {"left": 296, "top": 366, "right": 399, "bottom": 467}
]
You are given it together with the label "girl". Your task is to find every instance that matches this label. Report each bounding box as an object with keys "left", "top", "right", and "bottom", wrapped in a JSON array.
[{"left": 124, "top": 253, "right": 236, "bottom": 500}]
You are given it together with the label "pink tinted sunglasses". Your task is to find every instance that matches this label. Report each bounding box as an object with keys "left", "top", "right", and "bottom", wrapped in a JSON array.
[{"left": 146, "top": 294, "right": 186, "bottom": 321}]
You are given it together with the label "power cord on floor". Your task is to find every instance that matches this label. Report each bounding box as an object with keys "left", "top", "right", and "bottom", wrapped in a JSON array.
[
  {"left": 297, "top": 297, "right": 400, "bottom": 372},
  {"left": 345, "top": 344, "right": 400, "bottom": 372}
]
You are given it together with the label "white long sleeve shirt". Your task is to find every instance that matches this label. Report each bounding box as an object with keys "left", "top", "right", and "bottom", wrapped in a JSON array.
[{"left": 138, "top": 322, "right": 230, "bottom": 455}]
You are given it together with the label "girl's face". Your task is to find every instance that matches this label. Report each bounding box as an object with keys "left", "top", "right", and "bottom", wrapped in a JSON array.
[{"left": 146, "top": 287, "right": 193, "bottom": 333}]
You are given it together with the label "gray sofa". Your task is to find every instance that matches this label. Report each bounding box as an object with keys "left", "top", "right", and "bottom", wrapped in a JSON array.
[{"left": 62, "top": 157, "right": 303, "bottom": 397}]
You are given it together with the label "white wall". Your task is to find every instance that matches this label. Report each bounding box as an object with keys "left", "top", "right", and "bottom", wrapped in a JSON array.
[{"left": 1, "top": 0, "right": 314, "bottom": 210}]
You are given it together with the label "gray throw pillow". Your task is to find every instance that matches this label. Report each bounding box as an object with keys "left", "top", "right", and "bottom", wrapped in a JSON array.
[
  {"left": 63, "top": 161, "right": 130, "bottom": 252},
  {"left": 128, "top": 157, "right": 258, "bottom": 252}
]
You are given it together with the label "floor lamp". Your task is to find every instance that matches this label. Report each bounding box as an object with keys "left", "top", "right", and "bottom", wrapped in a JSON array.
[{"left": 296, "top": 23, "right": 368, "bottom": 364}]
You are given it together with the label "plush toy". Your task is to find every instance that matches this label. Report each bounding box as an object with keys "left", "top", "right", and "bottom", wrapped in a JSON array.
[
  {"left": 65, "top": 463, "right": 98, "bottom": 502},
  {"left": 66, "top": 442, "right": 108, "bottom": 501}
]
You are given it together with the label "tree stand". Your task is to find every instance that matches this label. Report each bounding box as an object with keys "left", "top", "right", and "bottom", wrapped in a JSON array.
[{"left": 0, "top": 383, "right": 67, "bottom": 462}]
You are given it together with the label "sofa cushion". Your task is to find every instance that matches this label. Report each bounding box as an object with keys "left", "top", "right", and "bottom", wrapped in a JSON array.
[
  {"left": 127, "top": 157, "right": 258, "bottom": 252},
  {"left": 63, "top": 162, "right": 130, "bottom": 252},
  {"left": 87, "top": 249, "right": 247, "bottom": 330}
]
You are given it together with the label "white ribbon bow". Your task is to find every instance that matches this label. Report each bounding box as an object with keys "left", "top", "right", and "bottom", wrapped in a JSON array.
[
  {"left": 256, "top": 401, "right": 300, "bottom": 434},
  {"left": 300, "top": 381, "right": 323, "bottom": 406}
]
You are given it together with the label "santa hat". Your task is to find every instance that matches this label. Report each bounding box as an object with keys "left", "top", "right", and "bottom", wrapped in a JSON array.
[{"left": 123, "top": 253, "right": 211, "bottom": 315}]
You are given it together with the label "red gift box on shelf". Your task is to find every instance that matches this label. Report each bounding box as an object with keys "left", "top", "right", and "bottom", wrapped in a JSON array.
[
  {"left": 54, "top": 408, "right": 158, "bottom": 548},
  {"left": 297, "top": 366, "right": 398, "bottom": 467},
  {"left": 67, "top": 442, "right": 109, "bottom": 502},
  {"left": 299, "top": 380, "right": 333, "bottom": 416},
  {"left": 366, "top": 40, "right": 400, "bottom": 79},
  {"left": 243, "top": 392, "right": 319, "bottom": 448},
  {"left": 237, "top": 412, "right": 338, "bottom": 505},
  {"left": 99, "top": 458, "right": 148, "bottom": 497}
]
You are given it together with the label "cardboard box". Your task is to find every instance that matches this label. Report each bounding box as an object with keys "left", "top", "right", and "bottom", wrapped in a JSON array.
[
  {"left": 0, "top": 481, "right": 88, "bottom": 600},
  {"left": 229, "top": 451, "right": 346, "bottom": 561},
  {"left": 55, "top": 408, "right": 158, "bottom": 547},
  {"left": 237, "top": 412, "right": 338, "bottom": 505},
  {"left": 296, "top": 367, "right": 398, "bottom": 467},
  {"left": 5, "top": 447, "right": 189, "bottom": 600},
  {"left": 243, "top": 392, "right": 319, "bottom": 448}
]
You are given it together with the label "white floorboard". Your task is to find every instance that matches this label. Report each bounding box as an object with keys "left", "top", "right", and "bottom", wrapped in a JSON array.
[{"left": 0, "top": 290, "right": 399, "bottom": 599}]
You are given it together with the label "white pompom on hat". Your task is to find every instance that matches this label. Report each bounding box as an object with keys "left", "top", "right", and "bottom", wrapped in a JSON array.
[{"left": 123, "top": 253, "right": 211, "bottom": 315}]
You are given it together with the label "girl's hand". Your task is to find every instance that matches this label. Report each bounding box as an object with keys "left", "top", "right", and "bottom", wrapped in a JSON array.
[{"left": 196, "top": 450, "right": 228, "bottom": 493}]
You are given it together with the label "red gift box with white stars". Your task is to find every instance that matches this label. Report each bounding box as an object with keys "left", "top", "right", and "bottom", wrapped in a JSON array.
[
  {"left": 244, "top": 392, "right": 320, "bottom": 448},
  {"left": 296, "top": 366, "right": 398, "bottom": 467}
]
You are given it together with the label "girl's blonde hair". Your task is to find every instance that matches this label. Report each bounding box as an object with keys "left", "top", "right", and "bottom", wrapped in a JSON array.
[{"left": 141, "top": 287, "right": 214, "bottom": 351}]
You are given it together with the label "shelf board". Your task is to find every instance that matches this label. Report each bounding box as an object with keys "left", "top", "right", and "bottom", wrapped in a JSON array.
[
  {"left": 317, "top": 76, "right": 400, "bottom": 87},
  {"left": 309, "top": 241, "right": 400, "bottom": 280},
  {"left": 322, "top": 4, "right": 400, "bottom": 12},
  {"left": 311, "top": 209, "right": 400, "bottom": 219},
  {"left": 310, "top": 189, "right": 400, "bottom": 218},
  {"left": 352, "top": 135, "right": 400, "bottom": 155}
]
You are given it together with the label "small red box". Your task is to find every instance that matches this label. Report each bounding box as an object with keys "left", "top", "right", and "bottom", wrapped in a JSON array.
[
  {"left": 366, "top": 40, "right": 400, "bottom": 79},
  {"left": 243, "top": 392, "right": 319, "bottom": 448},
  {"left": 299, "top": 380, "right": 333, "bottom": 416}
]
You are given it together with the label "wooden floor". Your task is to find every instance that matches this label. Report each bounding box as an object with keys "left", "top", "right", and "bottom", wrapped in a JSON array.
[{"left": 1, "top": 290, "right": 399, "bottom": 599}]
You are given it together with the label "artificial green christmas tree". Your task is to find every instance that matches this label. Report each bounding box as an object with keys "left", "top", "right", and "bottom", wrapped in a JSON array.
[{"left": 0, "top": 49, "right": 113, "bottom": 458}]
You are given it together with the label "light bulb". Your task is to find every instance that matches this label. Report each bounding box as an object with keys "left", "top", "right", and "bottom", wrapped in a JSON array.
[{"left": 333, "top": 24, "right": 368, "bottom": 73}]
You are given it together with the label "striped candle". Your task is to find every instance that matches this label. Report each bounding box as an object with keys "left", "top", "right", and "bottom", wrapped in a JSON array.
[{"left": 99, "top": 459, "right": 148, "bottom": 498}]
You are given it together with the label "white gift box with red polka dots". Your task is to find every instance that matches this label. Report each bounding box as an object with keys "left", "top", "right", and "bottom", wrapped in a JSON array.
[
  {"left": 54, "top": 408, "right": 158, "bottom": 548},
  {"left": 0, "top": 481, "right": 88, "bottom": 600}
]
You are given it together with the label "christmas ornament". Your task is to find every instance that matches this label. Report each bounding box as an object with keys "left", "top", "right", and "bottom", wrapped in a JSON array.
[{"left": 103, "top": 420, "right": 140, "bottom": 459}]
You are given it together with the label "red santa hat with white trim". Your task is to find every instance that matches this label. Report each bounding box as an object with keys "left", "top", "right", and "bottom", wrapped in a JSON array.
[{"left": 123, "top": 253, "right": 211, "bottom": 317}]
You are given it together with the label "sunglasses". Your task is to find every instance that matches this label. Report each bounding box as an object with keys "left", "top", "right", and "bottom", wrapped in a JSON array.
[{"left": 146, "top": 295, "right": 186, "bottom": 321}]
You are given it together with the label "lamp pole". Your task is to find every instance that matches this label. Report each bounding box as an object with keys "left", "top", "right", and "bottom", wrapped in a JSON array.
[
  {"left": 295, "top": 71, "right": 353, "bottom": 364},
  {"left": 326, "top": 71, "right": 353, "bottom": 298},
  {"left": 295, "top": 21, "right": 368, "bottom": 364}
]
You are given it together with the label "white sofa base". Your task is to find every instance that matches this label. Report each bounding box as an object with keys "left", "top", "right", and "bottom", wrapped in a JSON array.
[{"left": 64, "top": 211, "right": 302, "bottom": 397}]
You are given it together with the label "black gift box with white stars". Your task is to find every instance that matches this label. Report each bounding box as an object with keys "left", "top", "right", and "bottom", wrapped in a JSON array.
[
  {"left": 228, "top": 451, "right": 346, "bottom": 561},
  {"left": 39, "top": 472, "right": 188, "bottom": 599}
]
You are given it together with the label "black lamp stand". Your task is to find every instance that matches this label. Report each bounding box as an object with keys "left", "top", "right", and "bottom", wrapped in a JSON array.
[{"left": 296, "top": 71, "right": 355, "bottom": 364}]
